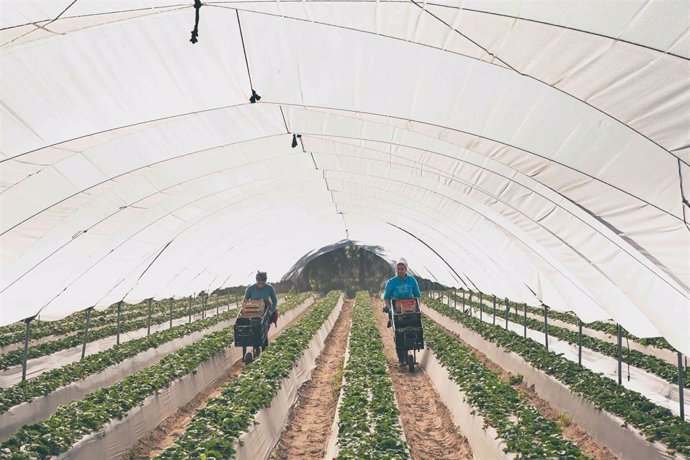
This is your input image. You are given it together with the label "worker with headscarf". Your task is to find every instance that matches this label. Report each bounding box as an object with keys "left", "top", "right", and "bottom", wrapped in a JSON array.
[{"left": 383, "top": 258, "right": 421, "bottom": 363}]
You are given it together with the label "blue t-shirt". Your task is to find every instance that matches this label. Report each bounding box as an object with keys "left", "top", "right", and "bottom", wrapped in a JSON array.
[
  {"left": 383, "top": 275, "right": 421, "bottom": 301},
  {"left": 244, "top": 284, "right": 278, "bottom": 313}
]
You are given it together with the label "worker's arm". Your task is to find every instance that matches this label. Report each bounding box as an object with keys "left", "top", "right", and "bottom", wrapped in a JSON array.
[
  {"left": 383, "top": 279, "right": 393, "bottom": 312},
  {"left": 269, "top": 286, "right": 278, "bottom": 312}
]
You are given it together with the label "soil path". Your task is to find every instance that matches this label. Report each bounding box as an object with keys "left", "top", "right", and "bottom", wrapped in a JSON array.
[
  {"left": 271, "top": 298, "right": 354, "bottom": 460},
  {"left": 372, "top": 298, "right": 473, "bottom": 460}
]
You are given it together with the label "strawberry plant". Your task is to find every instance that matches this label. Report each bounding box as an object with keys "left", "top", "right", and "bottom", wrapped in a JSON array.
[
  {"left": 155, "top": 292, "right": 340, "bottom": 459},
  {"left": 425, "top": 297, "right": 690, "bottom": 457},
  {"left": 0, "top": 293, "right": 314, "bottom": 459},
  {"left": 335, "top": 292, "right": 409, "bottom": 459}
]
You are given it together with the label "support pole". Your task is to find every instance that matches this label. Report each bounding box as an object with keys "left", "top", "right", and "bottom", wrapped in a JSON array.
[
  {"left": 479, "top": 292, "right": 483, "bottom": 321},
  {"left": 21, "top": 317, "right": 33, "bottom": 381},
  {"left": 468, "top": 291, "right": 473, "bottom": 315},
  {"left": 216, "top": 294, "right": 219, "bottom": 315},
  {"left": 188, "top": 296, "right": 192, "bottom": 324},
  {"left": 147, "top": 298, "right": 152, "bottom": 336},
  {"left": 505, "top": 298, "right": 509, "bottom": 330},
  {"left": 453, "top": 288, "right": 457, "bottom": 309},
  {"left": 578, "top": 320, "right": 583, "bottom": 368},
  {"left": 617, "top": 325, "right": 624, "bottom": 385},
  {"left": 116, "top": 301, "right": 122, "bottom": 345},
  {"left": 492, "top": 295, "right": 496, "bottom": 325},
  {"left": 202, "top": 294, "right": 206, "bottom": 319},
  {"left": 81, "top": 308, "right": 92, "bottom": 360},
  {"left": 169, "top": 298, "right": 174, "bottom": 328},
  {"left": 544, "top": 304, "right": 549, "bottom": 351},
  {"left": 678, "top": 352, "right": 685, "bottom": 421},
  {"left": 461, "top": 289, "right": 465, "bottom": 312},
  {"left": 523, "top": 303, "right": 527, "bottom": 338}
]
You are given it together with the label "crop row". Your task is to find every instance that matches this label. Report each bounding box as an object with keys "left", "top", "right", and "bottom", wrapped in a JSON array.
[
  {"left": 447, "top": 290, "right": 674, "bottom": 352},
  {"left": 155, "top": 291, "right": 341, "bottom": 459},
  {"left": 0, "top": 298, "right": 229, "bottom": 369},
  {"left": 0, "top": 292, "right": 312, "bottom": 415},
  {"left": 0, "top": 291, "right": 248, "bottom": 346},
  {"left": 460, "top": 297, "right": 689, "bottom": 388},
  {"left": 0, "top": 292, "right": 310, "bottom": 459},
  {"left": 336, "top": 292, "right": 409, "bottom": 459},
  {"left": 0, "top": 297, "right": 192, "bottom": 346},
  {"left": 424, "top": 297, "right": 690, "bottom": 457},
  {"left": 423, "top": 319, "right": 586, "bottom": 458}
]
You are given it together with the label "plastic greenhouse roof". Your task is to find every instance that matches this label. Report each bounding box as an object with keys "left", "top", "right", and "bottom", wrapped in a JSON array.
[{"left": 0, "top": 0, "right": 688, "bottom": 354}]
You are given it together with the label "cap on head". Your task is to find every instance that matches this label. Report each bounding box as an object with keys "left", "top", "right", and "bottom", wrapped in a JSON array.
[
  {"left": 256, "top": 271, "right": 267, "bottom": 282},
  {"left": 396, "top": 258, "right": 408, "bottom": 270}
]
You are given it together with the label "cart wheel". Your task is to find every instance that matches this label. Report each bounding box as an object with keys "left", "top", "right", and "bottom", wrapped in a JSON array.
[
  {"left": 407, "top": 354, "right": 414, "bottom": 372},
  {"left": 263, "top": 337, "right": 269, "bottom": 350},
  {"left": 244, "top": 352, "right": 253, "bottom": 364},
  {"left": 254, "top": 346, "right": 261, "bottom": 358}
]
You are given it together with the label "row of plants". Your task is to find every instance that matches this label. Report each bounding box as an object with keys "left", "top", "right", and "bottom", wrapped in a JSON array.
[
  {"left": 0, "top": 295, "right": 239, "bottom": 349},
  {"left": 460, "top": 297, "right": 689, "bottom": 387},
  {"left": 423, "top": 319, "right": 586, "bottom": 459},
  {"left": 336, "top": 292, "right": 409, "bottom": 459},
  {"left": 0, "top": 292, "right": 315, "bottom": 459},
  {"left": 0, "top": 298, "right": 230, "bottom": 369},
  {"left": 0, "top": 292, "right": 246, "bottom": 346},
  {"left": 0, "top": 292, "right": 312, "bottom": 414},
  {"left": 154, "top": 291, "right": 341, "bottom": 459},
  {"left": 424, "top": 297, "right": 690, "bottom": 457},
  {"left": 447, "top": 290, "right": 674, "bottom": 352}
]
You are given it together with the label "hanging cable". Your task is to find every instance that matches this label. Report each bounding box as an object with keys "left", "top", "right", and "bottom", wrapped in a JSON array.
[
  {"left": 190, "top": 0, "right": 201, "bottom": 44},
  {"left": 236, "top": 10, "right": 261, "bottom": 103}
]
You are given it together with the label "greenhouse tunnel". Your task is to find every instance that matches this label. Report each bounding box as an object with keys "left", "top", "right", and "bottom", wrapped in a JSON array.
[
  {"left": 1, "top": 0, "right": 688, "bottom": 355},
  {"left": 1, "top": 1, "right": 690, "bottom": 459}
]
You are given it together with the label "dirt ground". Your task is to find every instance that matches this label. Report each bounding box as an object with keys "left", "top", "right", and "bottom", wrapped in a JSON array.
[
  {"left": 271, "top": 298, "right": 354, "bottom": 460},
  {"left": 372, "top": 298, "right": 473, "bottom": 460},
  {"left": 430, "top": 319, "right": 618, "bottom": 460}
]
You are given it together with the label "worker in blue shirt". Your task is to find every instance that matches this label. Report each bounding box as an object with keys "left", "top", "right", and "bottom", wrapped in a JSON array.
[
  {"left": 383, "top": 258, "right": 420, "bottom": 363},
  {"left": 244, "top": 271, "right": 279, "bottom": 326}
]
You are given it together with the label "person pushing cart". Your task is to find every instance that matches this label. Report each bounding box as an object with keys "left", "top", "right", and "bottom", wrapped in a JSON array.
[{"left": 383, "top": 258, "right": 424, "bottom": 370}]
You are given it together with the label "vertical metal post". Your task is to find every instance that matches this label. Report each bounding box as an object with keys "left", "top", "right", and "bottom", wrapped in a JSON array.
[
  {"left": 492, "top": 295, "right": 496, "bottom": 325},
  {"left": 468, "top": 291, "right": 473, "bottom": 315},
  {"left": 505, "top": 299, "right": 509, "bottom": 330},
  {"left": 147, "top": 298, "right": 152, "bottom": 336},
  {"left": 227, "top": 293, "right": 231, "bottom": 311},
  {"left": 21, "top": 317, "right": 32, "bottom": 381},
  {"left": 454, "top": 288, "right": 457, "bottom": 309},
  {"left": 216, "top": 294, "right": 219, "bottom": 315},
  {"left": 578, "top": 320, "right": 583, "bottom": 368},
  {"left": 81, "top": 308, "right": 92, "bottom": 360},
  {"left": 188, "top": 296, "right": 192, "bottom": 323},
  {"left": 461, "top": 289, "right": 465, "bottom": 312},
  {"left": 617, "top": 324, "right": 623, "bottom": 385},
  {"left": 116, "top": 301, "right": 122, "bottom": 345},
  {"left": 479, "top": 292, "right": 483, "bottom": 321},
  {"left": 523, "top": 303, "right": 527, "bottom": 338},
  {"left": 678, "top": 352, "right": 685, "bottom": 420},
  {"left": 202, "top": 294, "right": 206, "bottom": 319},
  {"left": 235, "top": 290, "right": 239, "bottom": 308},
  {"left": 169, "top": 298, "right": 174, "bottom": 328},
  {"left": 544, "top": 305, "right": 549, "bottom": 351}
]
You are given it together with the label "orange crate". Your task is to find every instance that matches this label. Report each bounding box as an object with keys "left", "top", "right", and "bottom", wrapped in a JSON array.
[
  {"left": 240, "top": 300, "right": 265, "bottom": 317},
  {"left": 395, "top": 299, "right": 417, "bottom": 313}
]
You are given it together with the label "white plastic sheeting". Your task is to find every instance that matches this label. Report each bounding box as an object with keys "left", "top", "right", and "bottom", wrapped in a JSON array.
[{"left": 1, "top": 1, "right": 688, "bottom": 353}]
